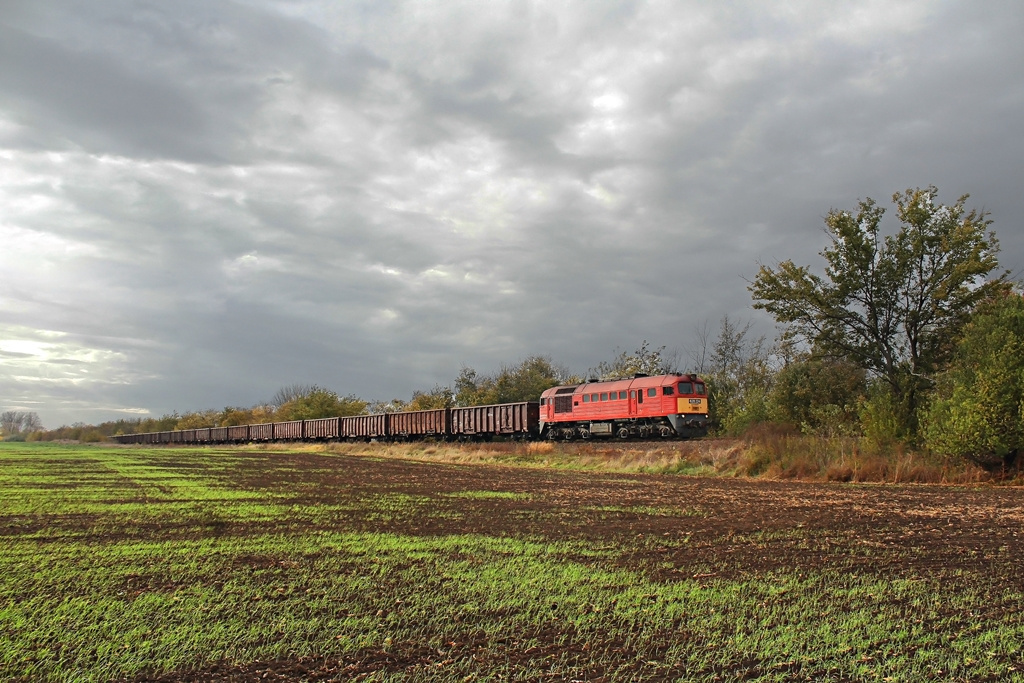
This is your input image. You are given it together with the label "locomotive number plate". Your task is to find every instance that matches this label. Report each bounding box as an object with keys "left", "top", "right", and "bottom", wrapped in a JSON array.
[{"left": 689, "top": 399, "right": 702, "bottom": 404}]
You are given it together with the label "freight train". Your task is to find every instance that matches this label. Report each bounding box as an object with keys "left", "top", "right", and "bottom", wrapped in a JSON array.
[{"left": 112, "top": 373, "right": 708, "bottom": 445}]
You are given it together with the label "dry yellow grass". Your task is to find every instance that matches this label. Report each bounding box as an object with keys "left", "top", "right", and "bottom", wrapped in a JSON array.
[{"left": 231, "top": 435, "right": 994, "bottom": 483}]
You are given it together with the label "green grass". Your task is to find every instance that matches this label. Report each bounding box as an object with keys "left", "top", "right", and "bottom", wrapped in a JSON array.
[
  {"left": 587, "top": 504, "right": 708, "bottom": 518},
  {"left": 1, "top": 442, "right": 1022, "bottom": 681}
]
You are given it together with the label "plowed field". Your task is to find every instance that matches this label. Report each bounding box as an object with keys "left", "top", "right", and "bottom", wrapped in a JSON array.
[{"left": 3, "top": 444, "right": 1024, "bottom": 682}]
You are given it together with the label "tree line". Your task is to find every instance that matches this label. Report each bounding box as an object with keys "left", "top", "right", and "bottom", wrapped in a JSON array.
[
  {"left": 737, "top": 186, "right": 1019, "bottom": 468},
  {"left": 0, "top": 411, "right": 43, "bottom": 441},
  {"left": 21, "top": 186, "right": 1023, "bottom": 468}
]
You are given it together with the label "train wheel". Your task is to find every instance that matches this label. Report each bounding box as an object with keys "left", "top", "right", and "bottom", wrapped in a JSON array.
[
  {"left": 579, "top": 428, "right": 591, "bottom": 440},
  {"left": 659, "top": 426, "right": 673, "bottom": 438},
  {"left": 617, "top": 427, "right": 629, "bottom": 439},
  {"left": 563, "top": 429, "right": 575, "bottom": 441}
]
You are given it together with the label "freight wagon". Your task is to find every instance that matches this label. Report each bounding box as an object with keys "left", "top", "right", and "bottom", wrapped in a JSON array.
[
  {"left": 389, "top": 409, "right": 449, "bottom": 439},
  {"left": 450, "top": 402, "right": 538, "bottom": 440},
  {"left": 342, "top": 414, "right": 388, "bottom": 441}
]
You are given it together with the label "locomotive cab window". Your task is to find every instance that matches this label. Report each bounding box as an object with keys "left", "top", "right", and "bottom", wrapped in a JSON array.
[
  {"left": 678, "top": 382, "right": 692, "bottom": 394},
  {"left": 664, "top": 386, "right": 674, "bottom": 395},
  {"left": 647, "top": 388, "right": 657, "bottom": 397},
  {"left": 695, "top": 383, "right": 706, "bottom": 395}
]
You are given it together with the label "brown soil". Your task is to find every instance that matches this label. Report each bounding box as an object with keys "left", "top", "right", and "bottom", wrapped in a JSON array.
[{"left": 97, "top": 451, "right": 1024, "bottom": 682}]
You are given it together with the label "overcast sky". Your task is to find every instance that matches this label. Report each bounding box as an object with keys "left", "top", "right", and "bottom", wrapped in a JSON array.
[{"left": 2, "top": 0, "right": 1022, "bottom": 428}]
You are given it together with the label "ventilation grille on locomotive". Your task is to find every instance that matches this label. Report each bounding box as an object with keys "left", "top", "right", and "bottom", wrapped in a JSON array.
[{"left": 554, "top": 396, "right": 574, "bottom": 413}]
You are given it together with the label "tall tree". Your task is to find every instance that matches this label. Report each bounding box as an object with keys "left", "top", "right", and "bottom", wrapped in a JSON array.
[
  {"left": 1, "top": 411, "right": 43, "bottom": 436},
  {"left": 750, "top": 186, "right": 1003, "bottom": 436},
  {"left": 455, "top": 356, "right": 570, "bottom": 406},
  {"left": 706, "top": 317, "right": 774, "bottom": 434},
  {"left": 588, "top": 341, "right": 672, "bottom": 380},
  {"left": 276, "top": 387, "right": 366, "bottom": 420},
  {"left": 404, "top": 385, "right": 455, "bottom": 411},
  {"left": 271, "top": 384, "right": 315, "bottom": 408}
]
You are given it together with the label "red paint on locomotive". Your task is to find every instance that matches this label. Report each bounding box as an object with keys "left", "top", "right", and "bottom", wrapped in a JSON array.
[{"left": 538, "top": 373, "right": 708, "bottom": 439}]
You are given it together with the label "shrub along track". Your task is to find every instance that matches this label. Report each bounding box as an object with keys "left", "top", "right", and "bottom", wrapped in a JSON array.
[{"left": 7, "top": 448, "right": 1024, "bottom": 681}]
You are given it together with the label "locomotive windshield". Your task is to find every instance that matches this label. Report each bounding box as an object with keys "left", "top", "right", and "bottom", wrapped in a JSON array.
[{"left": 679, "top": 381, "right": 708, "bottom": 396}]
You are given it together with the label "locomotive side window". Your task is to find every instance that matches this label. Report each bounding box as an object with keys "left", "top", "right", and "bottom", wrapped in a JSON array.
[
  {"left": 678, "top": 382, "right": 692, "bottom": 394},
  {"left": 582, "top": 395, "right": 589, "bottom": 403},
  {"left": 601, "top": 392, "right": 608, "bottom": 401},
  {"left": 664, "top": 385, "right": 674, "bottom": 395},
  {"left": 647, "top": 388, "right": 657, "bottom": 397},
  {"left": 695, "top": 382, "right": 706, "bottom": 395},
  {"left": 619, "top": 391, "right": 627, "bottom": 399}
]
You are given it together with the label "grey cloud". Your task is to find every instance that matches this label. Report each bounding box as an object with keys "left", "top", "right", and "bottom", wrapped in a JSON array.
[
  {"left": 0, "top": 22, "right": 221, "bottom": 160},
  {"left": 0, "top": 0, "right": 388, "bottom": 163},
  {"left": 2, "top": 0, "right": 1022, "bottom": 426}
]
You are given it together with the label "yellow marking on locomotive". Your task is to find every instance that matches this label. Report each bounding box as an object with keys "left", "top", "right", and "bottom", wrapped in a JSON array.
[{"left": 678, "top": 397, "right": 706, "bottom": 413}]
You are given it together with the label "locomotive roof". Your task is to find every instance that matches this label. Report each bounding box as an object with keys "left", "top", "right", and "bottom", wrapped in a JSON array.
[{"left": 541, "top": 373, "right": 702, "bottom": 396}]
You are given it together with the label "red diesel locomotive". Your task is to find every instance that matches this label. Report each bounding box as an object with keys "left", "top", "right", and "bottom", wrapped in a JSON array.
[{"left": 539, "top": 373, "right": 708, "bottom": 440}]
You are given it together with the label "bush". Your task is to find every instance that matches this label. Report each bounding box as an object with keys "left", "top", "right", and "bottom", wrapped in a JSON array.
[
  {"left": 859, "top": 384, "right": 910, "bottom": 450},
  {"left": 924, "top": 293, "right": 1024, "bottom": 468},
  {"left": 82, "top": 430, "right": 104, "bottom": 443}
]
